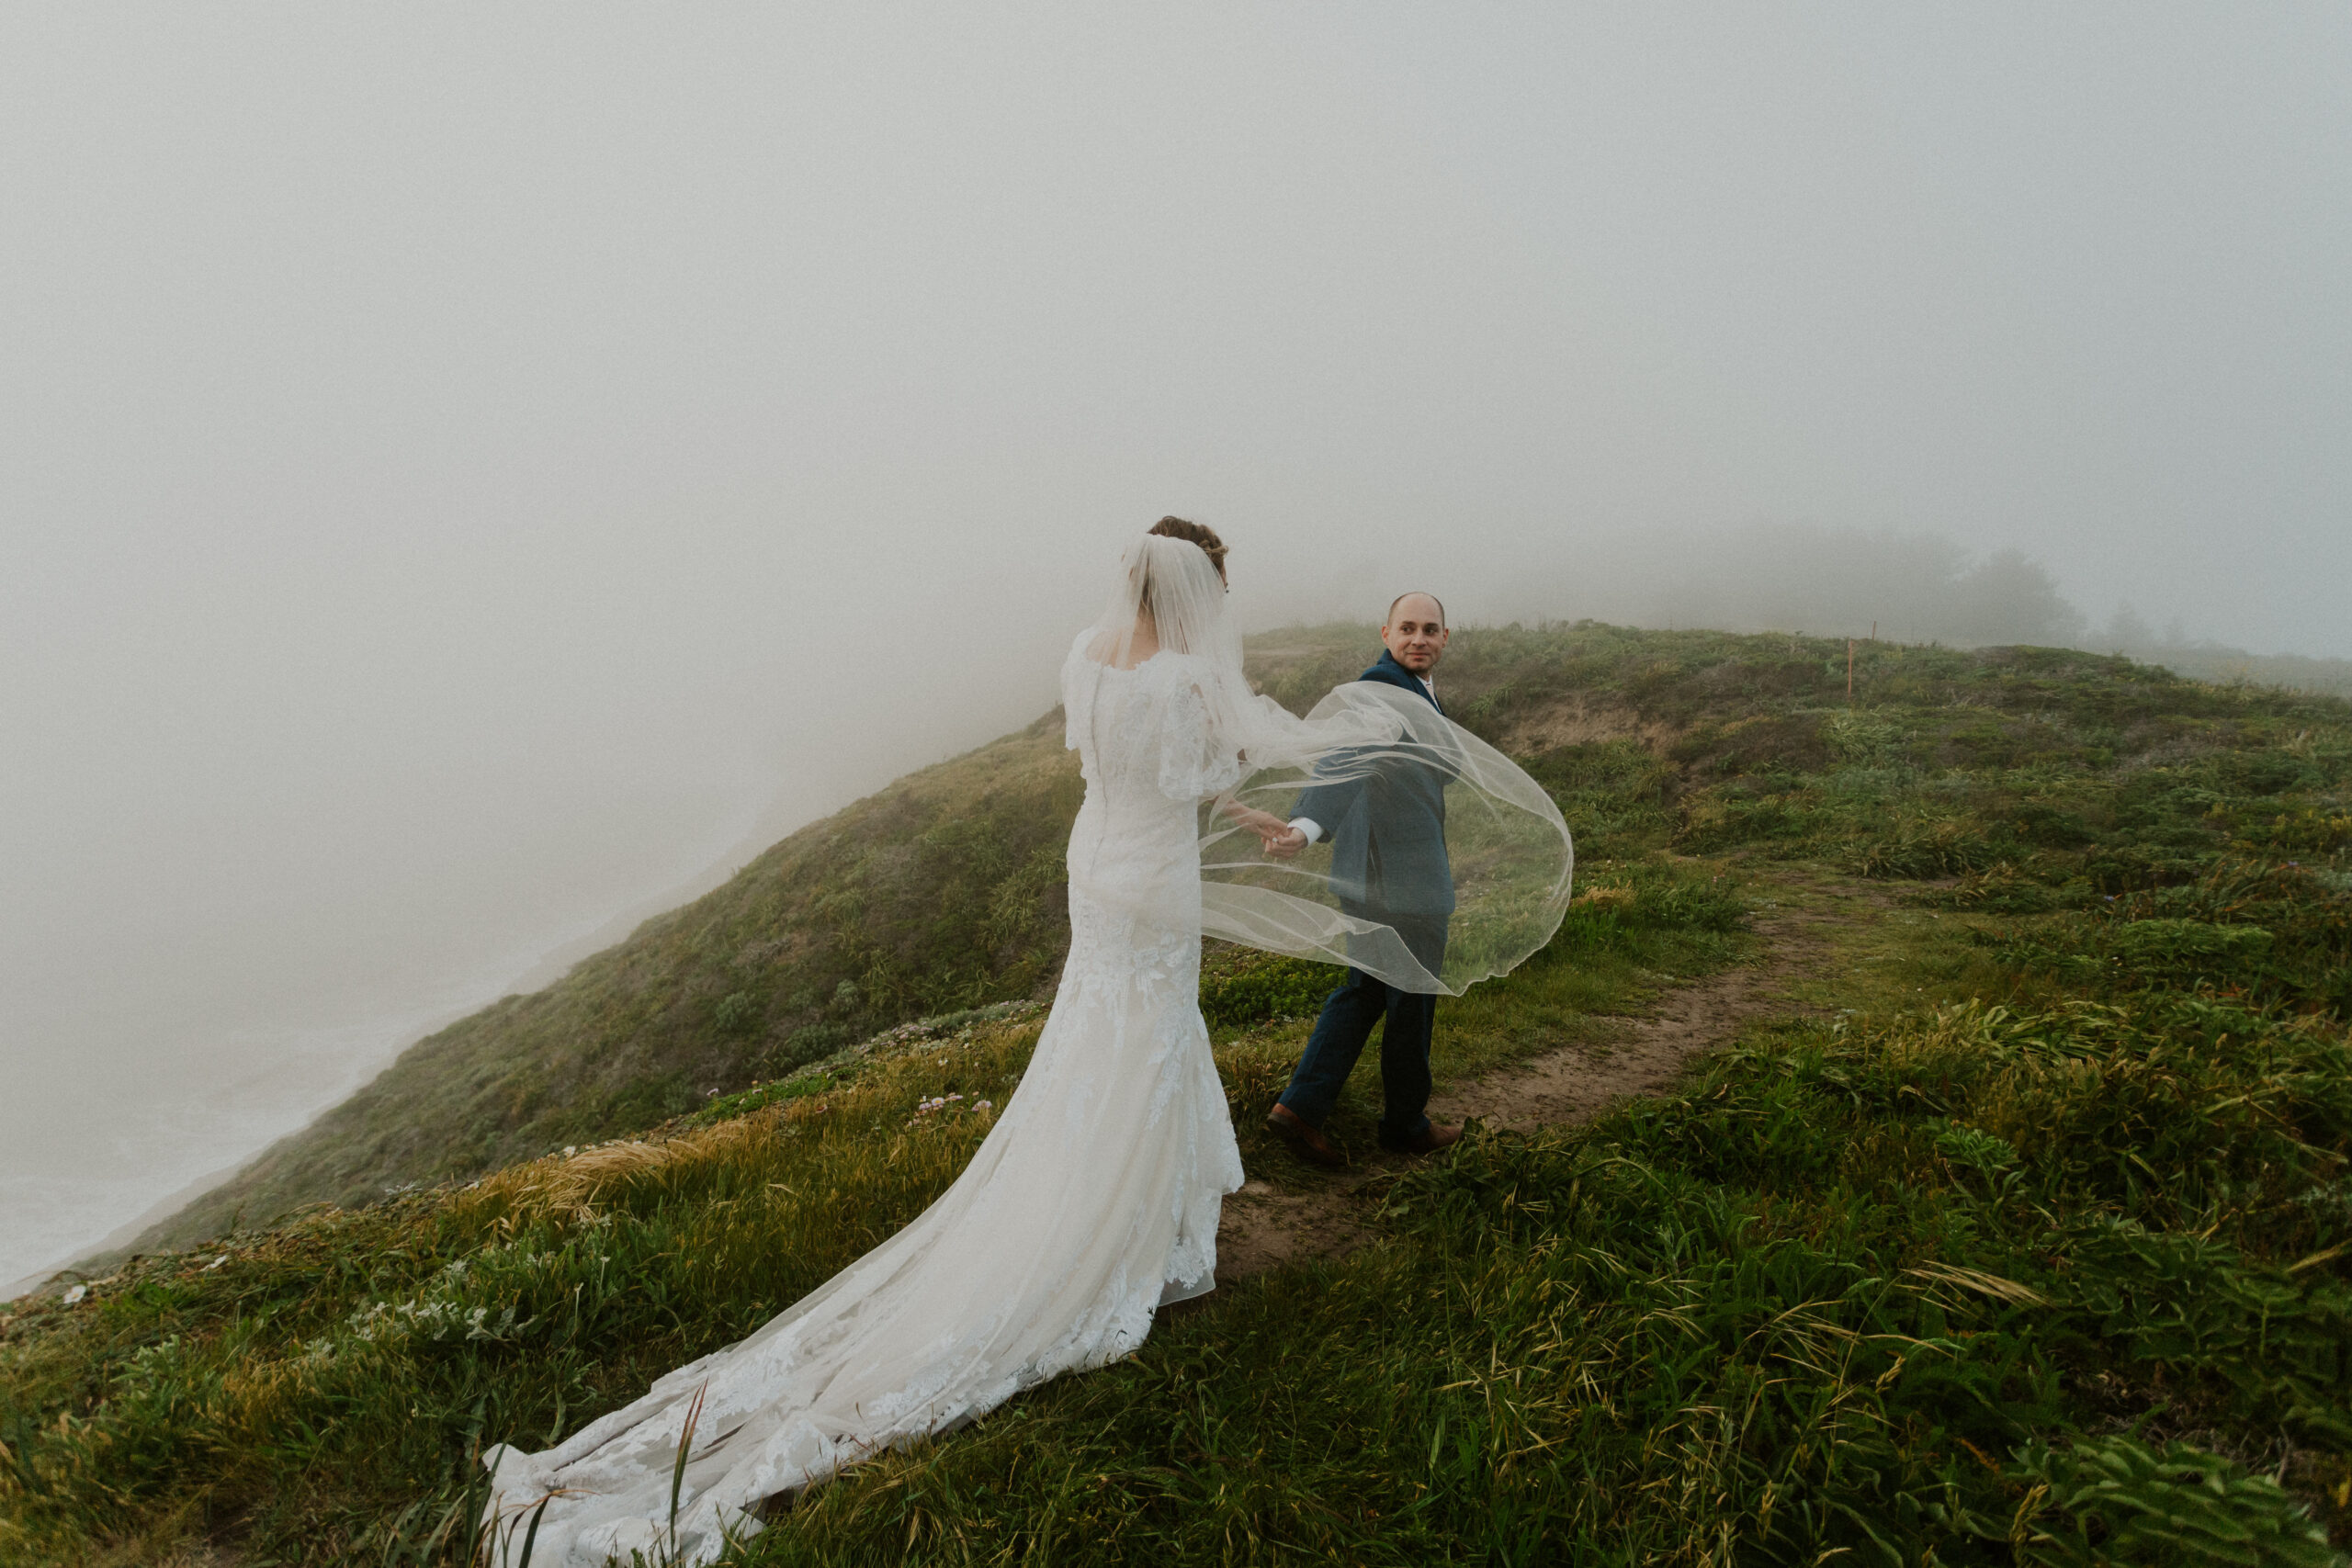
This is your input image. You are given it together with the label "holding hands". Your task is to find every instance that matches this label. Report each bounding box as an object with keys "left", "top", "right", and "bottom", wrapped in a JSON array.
[
  {"left": 1227, "top": 804, "right": 1308, "bottom": 861},
  {"left": 1261, "top": 822, "right": 1308, "bottom": 861}
]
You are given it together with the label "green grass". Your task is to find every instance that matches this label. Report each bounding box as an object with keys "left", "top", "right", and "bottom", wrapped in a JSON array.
[
  {"left": 7, "top": 623, "right": 2352, "bottom": 1563},
  {"left": 756, "top": 999, "right": 2351, "bottom": 1567},
  {"left": 0, "top": 855, "right": 1748, "bottom": 1567},
  {"left": 1207, "top": 855, "right": 1752, "bottom": 1177}
]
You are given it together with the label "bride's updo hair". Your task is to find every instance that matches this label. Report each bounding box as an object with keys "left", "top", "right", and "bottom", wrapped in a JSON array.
[
  {"left": 1090, "top": 517, "right": 1235, "bottom": 669},
  {"left": 1148, "top": 516, "right": 1228, "bottom": 584}
]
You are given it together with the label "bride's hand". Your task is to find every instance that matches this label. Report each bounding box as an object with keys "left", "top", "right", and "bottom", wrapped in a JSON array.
[
  {"left": 1217, "top": 799, "right": 1305, "bottom": 859},
  {"left": 1238, "top": 809, "right": 1306, "bottom": 860}
]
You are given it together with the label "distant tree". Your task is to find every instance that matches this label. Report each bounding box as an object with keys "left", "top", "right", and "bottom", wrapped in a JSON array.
[
  {"left": 1949, "top": 548, "right": 2087, "bottom": 648},
  {"left": 1617, "top": 523, "right": 1971, "bottom": 642},
  {"left": 2098, "top": 601, "right": 2156, "bottom": 652},
  {"left": 1586, "top": 524, "right": 2091, "bottom": 649}
]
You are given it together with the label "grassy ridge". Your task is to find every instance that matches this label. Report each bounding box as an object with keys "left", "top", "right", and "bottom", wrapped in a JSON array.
[
  {"left": 133, "top": 624, "right": 2330, "bottom": 1257},
  {"left": 118, "top": 618, "right": 1773, "bottom": 1258},
  {"left": 6, "top": 624, "right": 2351, "bottom": 1562},
  {"left": 134, "top": 709, "right": 1090, "bottom": 1256},
  {"left": 0, "top": 858, "right": 1743, "bottom": 1564},
  {"left": 2120, "top": 643, "right": 2352, "bottom": 704}
]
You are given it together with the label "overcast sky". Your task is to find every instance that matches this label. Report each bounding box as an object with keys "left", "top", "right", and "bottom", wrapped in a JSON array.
[{"left": 5, "top": 5, "right": 2347, "bottom": 1287}]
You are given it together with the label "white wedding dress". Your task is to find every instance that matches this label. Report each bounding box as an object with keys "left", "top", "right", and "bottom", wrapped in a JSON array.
[{"left": 481, "top": 635, "right": 1248, "bottom": 1565}]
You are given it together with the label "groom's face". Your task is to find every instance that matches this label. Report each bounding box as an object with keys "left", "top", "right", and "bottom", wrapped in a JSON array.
[{"left": 1382, "top": 593, "right": 1450, "bottom": 674}]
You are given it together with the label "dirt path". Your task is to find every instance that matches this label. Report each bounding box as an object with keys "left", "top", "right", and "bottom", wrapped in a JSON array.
[{"left": 1211, "top": 884, "right": 1850, "bottom": 1283}]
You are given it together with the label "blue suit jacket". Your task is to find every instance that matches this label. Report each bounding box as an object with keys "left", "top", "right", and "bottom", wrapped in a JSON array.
[{"left": 1292, "top": 650, "right": 1455, "bottom": 920}]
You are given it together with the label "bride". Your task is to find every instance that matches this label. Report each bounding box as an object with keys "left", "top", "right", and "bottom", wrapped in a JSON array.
[{"left": 481, "top": 519, "right": 1570, "bottom": 1565}]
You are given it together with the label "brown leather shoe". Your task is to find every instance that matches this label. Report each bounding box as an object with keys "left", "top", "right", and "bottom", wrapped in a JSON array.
[
  {"left": 1265, "top": 1103, "right": 1346, "bottom": 1169},
  {"left": 1381, "top": 1122, "right": 1463, "bottom": 1156}
]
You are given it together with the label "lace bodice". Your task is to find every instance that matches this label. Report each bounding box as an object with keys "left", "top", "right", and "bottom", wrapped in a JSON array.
[
  {"left": 1061, "top": 637, "right": 1245, "bottom": 808},
  {"left": 1059, "top": 636, "right": 1245, "bottom": 942}
]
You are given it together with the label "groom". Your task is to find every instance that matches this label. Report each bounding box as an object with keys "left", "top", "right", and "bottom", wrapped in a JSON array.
[{"left": 1263, "top": 592, "right": 1462, "bottom": 1168}]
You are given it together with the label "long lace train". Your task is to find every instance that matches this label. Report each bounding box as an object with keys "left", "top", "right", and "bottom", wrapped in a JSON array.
[{"left": 480, "top": 643, "right": 1246, "bottom": 1565}]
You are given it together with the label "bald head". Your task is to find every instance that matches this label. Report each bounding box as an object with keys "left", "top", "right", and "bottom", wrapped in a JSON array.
[
  {"left": 1381, "top": 592, "right": 1451, "bottom": 676},
  {"left": 1387, "top": 591, "right": 1445, "bottom": 626}
]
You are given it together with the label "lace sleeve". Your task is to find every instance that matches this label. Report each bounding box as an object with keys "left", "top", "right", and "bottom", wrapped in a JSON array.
[{"left": 1157, "top": 675, "right": 1244, "bottom": 801}]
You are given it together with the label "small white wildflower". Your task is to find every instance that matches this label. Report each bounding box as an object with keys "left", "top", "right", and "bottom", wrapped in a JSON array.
[
  {"left": 204, "top": 1254, "right": 230, "bottom": 1271},
  {"left": 62, "top": 1283, "right": 88, "bottom": 1305},
  {"left": 562, "top": 1145, "right": 579, "bottom": 1158},
  {"left": 977, "top": 1100, "right": 993, "bottom": 1111}
]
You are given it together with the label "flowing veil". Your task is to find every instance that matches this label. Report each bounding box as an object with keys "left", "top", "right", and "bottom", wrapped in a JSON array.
[
  {"left": 1076, "top": 535, "right": 1575, "bottom": 995},
  {"left": 1199, "top": 680, "right": 1574, "bottom": 995}
]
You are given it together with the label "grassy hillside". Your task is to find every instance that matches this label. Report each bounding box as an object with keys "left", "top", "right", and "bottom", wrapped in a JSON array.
[
  {"left": 130, "top": 706, "right": 1090, "bottom": 1255},
  {"left": 127, "top": 615, "right": 1779, "bottom": 1256},
  {"left": 2127, "top": 643, "right": 2352, "bottom": 704},
  {"left": 6, "top": 623, "right": 2351, "bottom": 1563}
]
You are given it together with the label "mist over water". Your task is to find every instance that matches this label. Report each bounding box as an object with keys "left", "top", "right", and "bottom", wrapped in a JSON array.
[{"left": 6, "top": 6, "right": 2349, "bottom": 1289}]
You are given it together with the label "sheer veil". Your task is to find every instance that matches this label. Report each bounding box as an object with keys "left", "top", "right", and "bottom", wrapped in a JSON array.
[{"left": 1075, "top": 534, "right": 1574, "bottom": 996}]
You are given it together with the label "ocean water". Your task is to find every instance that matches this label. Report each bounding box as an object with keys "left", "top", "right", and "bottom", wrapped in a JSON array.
[
  {"left": 0, "top": 796, "right": 781, "bottom": 1299},
  {"left": 0, "top": 953, "right": 548, "bottom": 1296}
]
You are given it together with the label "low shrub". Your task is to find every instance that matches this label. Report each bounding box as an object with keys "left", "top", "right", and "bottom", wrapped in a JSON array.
[{"left": 1198, "top": 948, "right": 1344, "bottom": 1032}]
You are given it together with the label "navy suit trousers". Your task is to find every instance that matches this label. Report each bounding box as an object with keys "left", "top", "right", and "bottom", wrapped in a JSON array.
[{"left": 1275, "top": 913, "right": 1446, "bottom": 1148}]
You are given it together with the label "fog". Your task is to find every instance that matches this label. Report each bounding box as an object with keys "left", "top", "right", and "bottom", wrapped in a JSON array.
[{"left": 6, "top": 6, "right": 2348, "bottom": 1289}]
